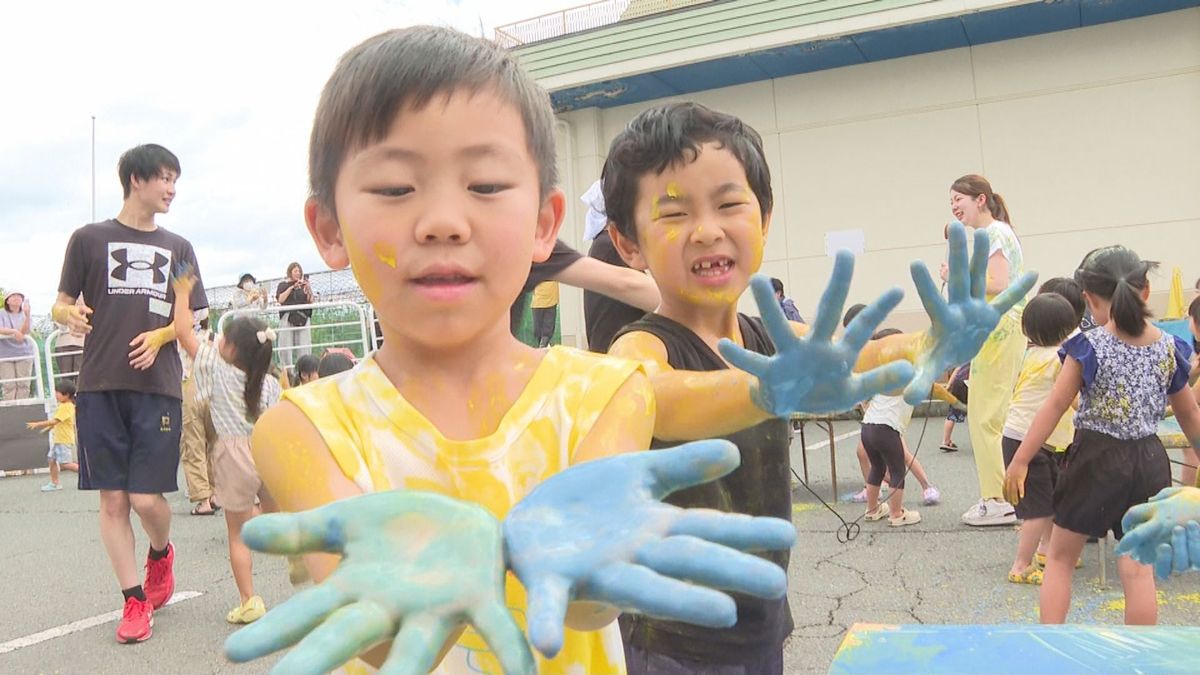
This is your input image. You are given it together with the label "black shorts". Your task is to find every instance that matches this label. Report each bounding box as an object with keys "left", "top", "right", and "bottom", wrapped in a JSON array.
[
  {"left": 1001, "top": 436, "right": 1058, "bottom": 520},
  {"left": 1052, "top": 429, "right": 1170, "bottom": 540},
  {"left": 77, "top": 391, "right": 181, "bottom": 494}
]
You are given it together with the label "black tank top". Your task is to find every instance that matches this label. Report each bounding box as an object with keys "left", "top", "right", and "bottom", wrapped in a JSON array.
[{"left": 614, "top": 313, "right": 794, "bottom": 663}]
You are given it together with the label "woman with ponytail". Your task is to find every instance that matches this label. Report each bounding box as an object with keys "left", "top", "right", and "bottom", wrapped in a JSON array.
[
  {"left": 173, "top": 273, "right": 281, "bottom": 625},
  {"left": 1005, "top": 246, "right": 1200, "bottom": 625},
  {"left": 946, "top": 174, "right": 1029, "bottom": 526}
]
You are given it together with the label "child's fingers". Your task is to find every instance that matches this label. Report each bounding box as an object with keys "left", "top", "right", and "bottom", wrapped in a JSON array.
[
  {"left": 1185, "top": 521, "right": 1200, "bottom": 570},
  {"left": 1154, "top": 542, "right": 1175, "bottom": 581},
  {"left": 634, "top": 535, "right": 787, "bottom": 599},
  {"left": 241, "top": 509, "right": 349, "bottom": 555},
  {"left": 809, "top": 251, "right": 854, "bottom": 343},
  {"left": 224, "top": 583, "right": 350, "bottom": 663},
  {"left": 945, "top": 222, "right": 971, "bottom": 304},
  {"left": 668, "top": 510, "right": 796, "bottom": 552},
  {"left": 990, "top": 271, "right": 1039, "bottom": 316},
  {"left": 377, "top": 615, "right": 452, "bottom": 675},
  {"left": 717, "top": 339, "right": 769, "bottom": 379},
  {"left": 471, "top": 599, "right": 536, "bottom": 675},
  {"left": 748, "top": 275, "right": 795, "bottom": 349},
  {"left": 910, "top": 261, "right": 952, "bottom": 329},
  {"left": 842, "top": 287, "right": 904, "bottom": 353},
  {"left": 587, "top": 561, "right": 736, "bottom": 628},
  {"left": 524, "top": 573, "right": 570, "bottom": 658},
  {"left": 267, "top": 601, "right": 395, "bottom": 675},
  {"left": 645, "top": 440, "right": 740, "bottom": 498}
]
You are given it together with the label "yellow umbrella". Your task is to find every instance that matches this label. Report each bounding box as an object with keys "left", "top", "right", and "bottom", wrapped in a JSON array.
[{"left": 1165, "top": 266, "right": 1185, "bottom": 319}]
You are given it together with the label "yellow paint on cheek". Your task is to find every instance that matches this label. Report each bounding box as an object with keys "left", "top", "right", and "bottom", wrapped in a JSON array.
[
  {"left": 374, "top": 243, "right": 397, "bottom": 269},
  {"left": 650, "top": 196, "right": 661, "bottom": 221}
]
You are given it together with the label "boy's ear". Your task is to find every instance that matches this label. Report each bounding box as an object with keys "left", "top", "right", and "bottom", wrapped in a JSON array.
[
  {"left": 762, "top": 210, "right": 773, "bottom": 238},
  {"left": 304, "top": 197, "right": 350, "bottom": 270},
  {"left": 532, "top": 188, "right": 567, "bottom": 263},
  {"left": 608, "top": 223, "right": 648, "bottom": 271}
]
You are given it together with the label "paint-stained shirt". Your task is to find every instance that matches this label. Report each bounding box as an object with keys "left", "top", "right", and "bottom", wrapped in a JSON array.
[
  {"left": 985, "top": 221, "right": 1026, "bottom": 314},
  {"left": 283, "top": 346, "right": 644, "bottom": 675},
  {"left": 1062, "top": 328, "right": 1191, "bottom": 439},
  {"left": 612, "top": 313, "right": 794, "bottom": 664},
  {"left": 1003, "top": 345, "right": 1074, "bottom": 450}
]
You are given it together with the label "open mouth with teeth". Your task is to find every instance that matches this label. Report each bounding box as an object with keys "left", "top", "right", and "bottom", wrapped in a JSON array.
[{"left": 692, "top": 257, "right": 735, "bottom": 277}]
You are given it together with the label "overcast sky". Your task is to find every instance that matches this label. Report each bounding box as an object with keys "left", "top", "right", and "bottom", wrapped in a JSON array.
[{"left": 0, "top": 0, "right": 579, "bottom": 309}]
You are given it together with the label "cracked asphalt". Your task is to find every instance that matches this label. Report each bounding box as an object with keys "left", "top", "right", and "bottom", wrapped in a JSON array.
[{"left": 1, "top": 417, "right": 1198, "bottom": 673}]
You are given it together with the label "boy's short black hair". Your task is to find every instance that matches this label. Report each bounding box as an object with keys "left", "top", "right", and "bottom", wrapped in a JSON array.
[
  {"left": 1021, "top": 293, "right": 1077, "bottom": 348},
  {"left": 118, "top": 144, "right": 180, "bottom": 199},
  {"left": 770, "top": 277, "right": 784, "bottom": 295},
  {"left": 317, "top": 352, "right": 355, "bottom": 378},
  {"left": 1037, "top": 277, "right": 1085, "bottom": 325},
  {"left": 1189, "top": 295, "right": 1200, "bottom": 324},
  {"left": 843, "top": 303, "right": 867, "bottom": 328},
  {"left": 309, "top": 26, "right": 557, "bottom": 211},
  {"left": 54, "top": 379, "right": 76, "bottom": 398},
  {"left": 601, "top": 102, "right": 772, "bottom": 242}
]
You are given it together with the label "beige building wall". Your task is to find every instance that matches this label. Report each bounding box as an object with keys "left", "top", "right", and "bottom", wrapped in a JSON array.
[{"left": 551, "top": 8, "right": 1200, "bottom": 346}]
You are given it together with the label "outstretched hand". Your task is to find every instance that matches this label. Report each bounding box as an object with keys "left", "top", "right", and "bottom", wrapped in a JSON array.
[
  {"left": 1115, "top": 487, "right": 1200, "bottom": 579},
  {"left": 902, "top": 222, "right": 1037, "bottom": 404},
  {"left": 718, "top": 257, "right": 914, "bottom": 417},
  {"left": 225, "top": 491, "right": 533, "bottom": 675},
  {"left": 505, "top": 440, "right": 796, "bottom": 659}
]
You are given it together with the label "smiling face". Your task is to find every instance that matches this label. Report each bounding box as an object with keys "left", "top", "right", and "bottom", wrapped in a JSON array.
[
  {"left": 949, "top": 189, "right": 988, "bottom": 228},
  {"left": 130, "top": 169, "right": 177, "bottom": 215},
  {"left": 613, "top": 142, "right": 768, "bottom": 313},
  {"left": 305, "top": 88, "right": 561, "bottom": 353}
]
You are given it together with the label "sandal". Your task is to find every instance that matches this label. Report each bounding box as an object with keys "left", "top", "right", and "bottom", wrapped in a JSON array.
[
  {"left": 190, "top": 500, "right": 218, "bottom": 516},
  {"left": 864, "top": 504, "right": 890, "bottom": 521},
  {"left": 939, "top": 442, "right": 959, "bottom": 452},
  {"left": 889, "top": 509, "right": 922, "bottom": 527},
  {"left": 1008, "top": 565, "right": 1043, "bottom": 585},
  {"left": 226, "top": 595, "right": 267, "bottom": 624}
]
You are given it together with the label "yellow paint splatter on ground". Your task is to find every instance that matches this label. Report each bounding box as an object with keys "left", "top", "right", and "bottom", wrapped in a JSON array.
[
  {"left": 1100, "top": 590, "right": 1166, "bottom": 613},
  {"left": 793, "top": 502, "right": 821, "bottom": 514}
]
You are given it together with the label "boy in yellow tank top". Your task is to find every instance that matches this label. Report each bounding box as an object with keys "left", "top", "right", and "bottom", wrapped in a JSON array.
[{"left": 225, "top": 26, "right": 804, "bottom": 675}]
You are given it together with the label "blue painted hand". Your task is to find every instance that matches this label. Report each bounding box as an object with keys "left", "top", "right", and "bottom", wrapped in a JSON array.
[
  {"left": 718, "top": 255, "right": 914, "bottom": 416},
  {"left": 1115, "top": 487, "right": 1200, "bottom": 579},
  {"left": 224, "top": 491, "right": 533, "bottom": 675},
  {"left": 504, "top": 440, "right": 797, "bottom": 658},
  {"left": 902, "top": 221, "right": 1038, "bottom": 404}
]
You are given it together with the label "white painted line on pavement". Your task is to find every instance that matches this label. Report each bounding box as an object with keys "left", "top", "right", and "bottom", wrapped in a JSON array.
[
  {"left": 0, "top": 591, "right": 204, "bottom": 654},
  {"left": 799, "top": 429, "right": 860, "bottom": 450}
]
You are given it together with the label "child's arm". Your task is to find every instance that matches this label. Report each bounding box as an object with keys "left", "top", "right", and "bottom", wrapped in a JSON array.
[
  {"left": 1003, "top": 357, "right": 1083, "bottom": 504},
  {"left": 25, "top": 419, "right": 58, "bottom": 432},
  {"left": 171, "top": 275, "right": 200, "bottom": 360}
]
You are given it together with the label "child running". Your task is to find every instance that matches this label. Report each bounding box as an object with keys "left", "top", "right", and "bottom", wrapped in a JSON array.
[
  {"left": 1001, "top": 293, "right": 1078, "bottom": 585},
  {"left": 27, "top": 379, "right": 80, "bottom": 491},
  {"left": 860, "top": 329, "right": 921, "bottom": 527},
  {"left": 173, "top": 275, "right": 280, "bottom": 625},
  {"left": 1004, "top": 246, "right": 1200, "bottom": 624}
]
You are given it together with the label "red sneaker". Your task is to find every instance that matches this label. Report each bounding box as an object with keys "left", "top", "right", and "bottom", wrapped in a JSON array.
[
  {"left": 116, "top": 596, "right": 153, "bottom": 643},
  {"left": 143, "top": 543, "right": 175, "bottom": 609}
]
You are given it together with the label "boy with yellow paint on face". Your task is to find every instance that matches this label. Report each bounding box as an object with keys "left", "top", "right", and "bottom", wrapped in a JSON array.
[
  {"left": 602, "top": 102, "right": 1032, "bottom": 674},
  {"left": 249, "top": 27, "right": 656, "bottom": 674}
]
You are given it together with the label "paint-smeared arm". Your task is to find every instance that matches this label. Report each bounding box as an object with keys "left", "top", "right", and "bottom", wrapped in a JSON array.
[
  {"left": 51, "top": 292, "right": 92, "bottom": 336},
  {"left": 171, "top": 274, "right": 200, "bottom": 360},
  {"left": 554, "top": 255, "right": 661, "bottom": 312}
]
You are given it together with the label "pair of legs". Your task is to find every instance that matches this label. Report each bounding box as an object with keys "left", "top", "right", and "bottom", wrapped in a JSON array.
[
  {"left": 856, "top": 439, "right": 931, "bottom": 492},
  {"left": 1010, "top": 517, "right": 1053, "bottom": 577},
  {"left": 1040, "top": 525, "right": 1157, "bottom": 625},
  {"left": 861, "top": 424, "right": 910, "bottom": 519},
  {"left": 966, "top": 317, "right": 1025, "bottom": 501},
  {"left": 99, "top": 490, "right": 172, "bottom": 589},
  {"left": 181, "top": 377, "right": 217, "bottom": 514},
  {"left": 48, "top": 458, "right": 78, "bottom": 486},
  {"left": 225, "top": 492, "right": 278, "bottom": 605}
]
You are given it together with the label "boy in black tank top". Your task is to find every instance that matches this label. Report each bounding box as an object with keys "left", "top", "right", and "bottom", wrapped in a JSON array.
[{"left": 602, "top": 103, "right": 799, "bottom": 673}]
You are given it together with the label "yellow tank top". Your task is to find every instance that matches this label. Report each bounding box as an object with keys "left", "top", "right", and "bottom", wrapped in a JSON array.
[{"left": 283, "top": 346, "right": 642, "bottom": 675}]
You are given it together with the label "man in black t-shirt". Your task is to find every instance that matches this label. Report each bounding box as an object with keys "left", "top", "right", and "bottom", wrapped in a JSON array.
[{"left": 53, "top": 144, "right": 207, "bottom": 645}]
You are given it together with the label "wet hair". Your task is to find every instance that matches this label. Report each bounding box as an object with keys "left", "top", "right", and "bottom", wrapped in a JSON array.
[
  {"left": 601, "top": 102, "right": 772, "bottom": 242},
  {"left": 222, "top": 316, "right": 275, "bottom": 422},
  {"left": 871, "top": 328, "right": 902, "bottom": 340},
  {"left": 294, "top": 354, "right": 320, "bottom": 385},
  {"left": 843, "top": 303, "right": 867, "bottom": 328},
  {"left": 118, "top": 144, "right": 180, "bottom": 199},
  {"left": 770, "top": 277, "right": 785, "bottom": 296},
  {"left": 317, "top": 352, "right": 355, "bottom": 378},
  {"left": 950, "top": 174, "right": 1011, "bottom": 226},
  {"left": 1037, "top": 277, "right": 1085, "bottom": 326},
  {"left": 1189, "top": 295, "right": 1200, "bottom": 325},
  {"left": 309, "top": 26, "right": 557, "bottom": 212},
  {"left": 1073, "top": 246, "right": 1157, "bottom": 338},
  {"left": 1021, "top": 293, "right": 1077, "bottom": 348},
  {"left": 54, "top": 379, "right": 76, "bottom": 399}
]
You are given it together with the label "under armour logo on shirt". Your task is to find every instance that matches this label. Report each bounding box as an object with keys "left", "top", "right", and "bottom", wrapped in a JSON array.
[{"left": 108, "top": 243, "right": 173, "bottom": 296}]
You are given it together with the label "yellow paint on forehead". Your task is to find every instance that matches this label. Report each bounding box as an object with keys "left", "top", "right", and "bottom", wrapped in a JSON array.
[{"left": 373, "top": 243, "right": 397, "bottom": 269}]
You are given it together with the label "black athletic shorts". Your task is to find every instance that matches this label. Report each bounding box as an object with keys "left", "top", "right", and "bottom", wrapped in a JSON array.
[
  {"left": 77, "top": 391, "right": 181, "bottom": 494},
  {"left": 1001, "top": 436, "right": 1058, "bottom": 520},
  {"left": 1052, "top": 429, "right": 1170, "bottom": 540}
]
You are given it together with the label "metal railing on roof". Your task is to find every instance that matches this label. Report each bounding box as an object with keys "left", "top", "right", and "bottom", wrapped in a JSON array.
[{"left": 494, "top": 0, "right": 715, "bottom": 48}]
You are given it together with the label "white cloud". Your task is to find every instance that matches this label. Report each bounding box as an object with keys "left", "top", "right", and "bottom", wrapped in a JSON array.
[{"left": 0, "top": 0, "right": 581, "bottom": 308}]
